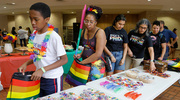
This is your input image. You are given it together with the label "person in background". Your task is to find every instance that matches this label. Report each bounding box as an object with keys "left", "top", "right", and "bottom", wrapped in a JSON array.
[
  {"left": 144, "top": 20, "right": 166, "bottom": 61},
  {"left": 170, "top": 28, "right": 178, "bottom": 59},
  {"left": 159, "top": 20, "right": 178, "bottom": 60},
  {"left": 74, "top": 5, "right": 106, "bottom": 81},
  {"left": 11, "top": 27, "right": 17, "bottom": 48},
  {"left": 18, "top": 2, "right": 68, "bottom": 97},
  {"left": 104, "top": 14, "right": 128, "bottom": 76},
  {"left": 17, "top": 26, "right": 28, "bottom": 47},
  {"left": 125, "top": 19, "right": 156, "bottom": 71},
  {"left": 2, "top": 28, "right": 8, "bottom": 36},
  {"left": 26, "top": 27, "right": 32, "bottom": 38}
]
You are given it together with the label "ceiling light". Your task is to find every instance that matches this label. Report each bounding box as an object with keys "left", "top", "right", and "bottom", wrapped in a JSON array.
[
  {"left": 12, "top": 12, "right": 14, "bottom": 14},
  {"left": 4, "top": 7, "right": 7, "bottom": 8},
  {"left": 127, "top": 11, "right": 130, "bottom": 13},
  {"left": 147, "top": 0, "right": 151, "bottom": 1},
  {"left": 27, "top": 11, "right": 29, "bottom": 13},
  {"left": 12, "top": 3, "right": 15, "bottom": 5},
  {"left": 170, "top": 8, "right": 173, "bottom": 10},
  {"left": 71, "top": 12, "right": 74, "bottom": 14}
]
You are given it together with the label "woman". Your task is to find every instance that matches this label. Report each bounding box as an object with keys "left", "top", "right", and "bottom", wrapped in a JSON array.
[
  {"left": 11, "top": 27, "right": 17, "bottom": 48},
  {"left": 125, "top": 19, "right": 156, "bottom": 71},
  {"left": 144, "top": 20, "right": 166, "bottom": 61},
  {"left": 170, "top": 28, "right": 178, "bottom": 59},
  {"left": 104, "top": 14, "right": 128, "bottom": 76},
  {"left": 75, "top": 5, "right": 106, "bottom": 81},
  {"left": 26, "top": 27, "right": 31, "bottom": 38}
]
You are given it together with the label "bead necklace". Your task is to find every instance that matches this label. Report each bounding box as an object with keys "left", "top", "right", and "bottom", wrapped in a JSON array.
[{"left": 27, "top": 24, "right": 54, "bottom": 62}]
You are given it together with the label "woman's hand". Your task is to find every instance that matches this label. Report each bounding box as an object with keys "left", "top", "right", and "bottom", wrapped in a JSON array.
[
  {"left": 110, "top": 55, "right": 116, "bottom": 62},
  {"left": 158, "top": 57, "right": 163, "bottom": 61},
  {"left": 119, "top": 58, "right": 125, "bottom": 65},
  {"left": 31, "top": 69, "right": 44, "bottom": 81},
  {"left": 74, "top": 54, "right": 81, "bottom": 59},
  {"left": 18, "top": 63, "right": 27, "bottom": 75},
  {"left": 150, "top": 62, "right": 156, "bottom": 72}
]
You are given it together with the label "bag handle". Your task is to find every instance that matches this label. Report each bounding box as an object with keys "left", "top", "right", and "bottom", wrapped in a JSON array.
[{"left": 86, "top": 30, "right": 107, "bottom": 64}]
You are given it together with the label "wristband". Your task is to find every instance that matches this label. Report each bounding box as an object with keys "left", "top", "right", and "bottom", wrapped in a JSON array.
[
  {"left": 41, "top": 67, "right": 46, "bottom": 73},
  {"left": 150, "top": 60, "right": 154, "bottom": 62},
  {"left": 110, "top": 54, "right": 113, "bottom": 57}
]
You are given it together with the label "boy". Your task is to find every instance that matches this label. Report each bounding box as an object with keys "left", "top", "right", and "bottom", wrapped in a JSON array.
[{"left": 18, "top": 2, "right": 68, "bottom": 97}]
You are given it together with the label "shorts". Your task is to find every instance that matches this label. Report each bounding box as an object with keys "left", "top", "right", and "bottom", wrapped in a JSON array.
[
  {"left": 40, "top": 75, "right": 63, "bottom": 97},
  {"left": 109, "top": 51, "right": 125, "bottom": 72}
]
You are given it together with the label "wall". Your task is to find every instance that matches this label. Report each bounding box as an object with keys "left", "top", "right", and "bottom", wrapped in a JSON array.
[
  {"left": 63, "top": 14, "right": 76, "bottom": 26},
  {"left": 0, "top": 15, "right": 8, "bottom": 32},
  {"left": 7, "top": 15, "right": 15, "bottom": 33}
]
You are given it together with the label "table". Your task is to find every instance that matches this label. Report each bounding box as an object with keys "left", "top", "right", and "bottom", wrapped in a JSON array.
[
  {"left": 0, "top": 50, "right": 82, "bottom": 88},
  {"left": 86, "top": 66, "right": 180, "bottom": 100},
  {"left": 40, "top": 66, "right": 180, "bottom": 100},
  {"left": 0, "top": 53, "right": 36, "bottom": 88},
  {"left": 40, "top": 85, "right": 118, "bottom": 99},
  {"left": 63, "top": 50, "right": 82, "bottom": 74}
]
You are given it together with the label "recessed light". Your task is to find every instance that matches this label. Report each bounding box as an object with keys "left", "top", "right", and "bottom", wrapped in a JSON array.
[
  {"left": 12, "top": 3, "right": 15, "bottom": 5},
  {"left": 12, "top": 12, "right": 14, "bottom": 14},
  {"left": 147, "top": 0, "right": 151, "bottom": 1},
  {"left": 127, "top": 11, "right": 130, "bottom": 13},
  {"left": 27, "top": 11, "right": 29, "bottom": 13},
  {"left": 71, "top": 12, "right": 74, "bottom": 14},
  {"left": 170, "top": 8, "right": 173, "bottom": 10},
  {"left": 4, "top": 7, "right": 7, "bottom": 8}
]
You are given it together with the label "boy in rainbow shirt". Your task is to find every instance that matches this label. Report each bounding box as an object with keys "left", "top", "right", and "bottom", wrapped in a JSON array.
[{"left": 18, "top": 2, "right": 68, "bottom": 97}]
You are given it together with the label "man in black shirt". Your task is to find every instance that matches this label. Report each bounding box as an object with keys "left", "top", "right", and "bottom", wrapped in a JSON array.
[{"left": 144, "top": 21, "right": 166, "bottom": 60}]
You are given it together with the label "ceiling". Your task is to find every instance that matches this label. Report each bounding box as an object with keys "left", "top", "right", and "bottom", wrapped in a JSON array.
[{"left": 0, "top": 0, "right": 180, "bottom": 15}]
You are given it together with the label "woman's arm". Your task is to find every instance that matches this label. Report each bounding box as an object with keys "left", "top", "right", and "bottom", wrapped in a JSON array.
[
  {"left": 80, "top": 29, "right": 106, "bottom": 64},
  {"left": 148, "top": 47, "right": 156, "bottom": 71},
  {"left": 127, "top": 45, "right": 133, "bottom": 57},
  {"left": 104, "top": 46, "right": 116, "bottom": 62},
  {"left": 158, "top": 43, "right": 166, "bottom": 60},
  {"left": 119, "top": 43, "right": 128, "bottom": 65}
]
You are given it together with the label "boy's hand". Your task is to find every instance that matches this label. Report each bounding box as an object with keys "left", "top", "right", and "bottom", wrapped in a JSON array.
[
  {"left": 31, "top": 69, "right": 43, "bottom": 81},
  {"left": 18, "top": 64, "right": 27, "bottom": 75}
]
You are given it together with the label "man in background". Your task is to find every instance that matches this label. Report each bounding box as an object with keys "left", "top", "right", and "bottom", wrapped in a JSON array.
[
  {"left": 159, "top": 20, "right": 178, "bottom": 60},
  {"left": 17, "top": 26, "right": 28, "bottom": 47}
]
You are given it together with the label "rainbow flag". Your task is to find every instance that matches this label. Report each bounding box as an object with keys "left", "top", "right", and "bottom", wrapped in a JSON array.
[
  {"left": 7, "top": 72, "right": 40, "bottom": 100},
  {"left": 65, "top": 58, "right": 91, "bottom": 86}
]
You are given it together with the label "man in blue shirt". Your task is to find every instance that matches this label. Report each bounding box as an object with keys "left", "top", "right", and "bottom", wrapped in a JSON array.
[{"left": 160, "top": 20, "right": 178, "bottom": 60}]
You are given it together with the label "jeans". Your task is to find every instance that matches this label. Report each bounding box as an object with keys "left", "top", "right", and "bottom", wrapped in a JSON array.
[
  {"left": 109, "top": 51, "right": 125, "bottom": 72},
  {"left": 20, "top": 38, "right": 27, "bottom": 47}
]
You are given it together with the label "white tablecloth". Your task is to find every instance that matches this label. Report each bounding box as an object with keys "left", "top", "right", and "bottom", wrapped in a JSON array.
[
  {"left": 86, "top": 66, "right": 180, "bottom": 100},
  {"left": 41, "top": 66, "right": 180, "bottom": 100}
]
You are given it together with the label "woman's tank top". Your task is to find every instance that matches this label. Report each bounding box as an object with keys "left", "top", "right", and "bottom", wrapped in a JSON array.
[{"left": 81, "top": 29, "right": 104, "bottom": 60}]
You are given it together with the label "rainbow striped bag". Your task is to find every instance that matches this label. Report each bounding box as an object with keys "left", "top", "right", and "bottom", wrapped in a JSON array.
[
  {"left": 7, "top": 71, "right": 40, "bottom": 100},
  {"left": 65, "top": 58, "right": 91, "bottom": 86}
]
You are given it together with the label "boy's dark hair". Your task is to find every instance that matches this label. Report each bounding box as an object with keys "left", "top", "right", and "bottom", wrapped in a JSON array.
[
  {"left": 152, "top": 20, "right": 160, "bottom": 26},
  {"left": 135, "top": 18, "right": 151, "bottom": 36},
  {"left": 30, "top": 2, "right": 51, "bottom": 19},
  {"left": 19, "top": 26, "right": 22, "bottom": 29},
  {"left": 86, "top": 5, "right": 103, "bottom": 21},
  {"left": 112, "top": 14, "right": 126, "bottom": 26}
]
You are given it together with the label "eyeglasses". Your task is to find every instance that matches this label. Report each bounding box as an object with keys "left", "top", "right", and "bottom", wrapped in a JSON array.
[
  {"left": 84, "top": 20, "right": 96, "bottom": 24},
  {"left": 139, "top": 26, "right": 147, "bottom": 30}
]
